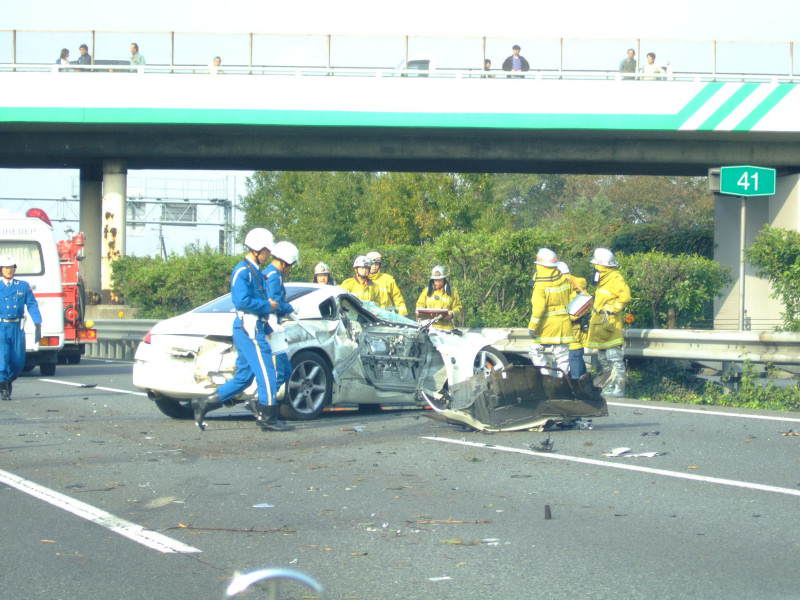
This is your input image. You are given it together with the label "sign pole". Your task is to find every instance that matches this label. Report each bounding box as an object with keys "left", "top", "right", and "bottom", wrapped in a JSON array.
[{"left": 739, "top": 196, "right": 746, "bottom": 331}]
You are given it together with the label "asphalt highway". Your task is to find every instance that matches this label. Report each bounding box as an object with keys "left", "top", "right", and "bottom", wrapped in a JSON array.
[{"left": 2, "top": 359, "right": 799, "bottom": 599}]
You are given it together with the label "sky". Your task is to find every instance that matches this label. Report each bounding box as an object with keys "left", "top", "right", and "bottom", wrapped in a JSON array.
[{"left": 3, "top": 0, "right": 800, "bottom": 254}]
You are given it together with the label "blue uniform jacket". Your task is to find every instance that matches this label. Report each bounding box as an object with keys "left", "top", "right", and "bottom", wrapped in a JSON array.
[
  {"left": 263, "top": 264, "right": 294, "bottom": 317},
  {"left": 230, "top": 258, "right": 274, "bottom": 332},
  {"left": 1, "top": 278, "right": 42, "bottom": 324}
]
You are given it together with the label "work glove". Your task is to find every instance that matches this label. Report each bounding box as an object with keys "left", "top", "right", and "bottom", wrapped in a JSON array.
[{"left": 34, "top": 323, "right": 42, "bottom": 343}]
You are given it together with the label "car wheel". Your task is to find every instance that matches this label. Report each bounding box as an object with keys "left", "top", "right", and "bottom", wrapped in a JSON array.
[
  {"left": 153, "top": 395, "right": 194, "bottom": 419},
  {"left": 474, "top": 345, "right": 509, "bottom": 376},
  {"left": 40, "top": 363, "right": 56, "bottom": 376},
  {"left": 68, "top": 354, "right": 81, "bottom": 365},
  {"left": 280, "top": 351, "right": 331, "bottom": 421}
]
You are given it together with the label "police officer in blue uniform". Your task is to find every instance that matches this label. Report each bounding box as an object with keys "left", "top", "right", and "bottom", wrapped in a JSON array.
[
  {"left": 0, "top": 254, "right": 42, "bottom": 401},
  {"left": 264, "top": 241, "right": 299, "bottom": 391},
  {"left": 191, "top": 229, "right": 294, "bottom": 432}
]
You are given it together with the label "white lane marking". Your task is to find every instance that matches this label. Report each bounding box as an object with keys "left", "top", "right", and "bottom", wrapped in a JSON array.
[
  {"left": 40, "top": 378, "right": 147, "bottom": 397},
  {"left": 0, "top": 468, "right": 201, "bottom": 553},
  {"left": 424, "top": 437, "right": 800, "bottom": 499},
  {"left": 607, "top": 401, "right": 800, "bottom": 423}
]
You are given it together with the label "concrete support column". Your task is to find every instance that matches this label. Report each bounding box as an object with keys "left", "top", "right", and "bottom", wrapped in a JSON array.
[
  {"left": 713, "top": 173, "right": 799, "bottom": 331},
  {"left": 101, "top": 160, "right": 127, "bottom": 304},
  {"left": 79, "top": 165, "right": 102, "bottom": 304}
]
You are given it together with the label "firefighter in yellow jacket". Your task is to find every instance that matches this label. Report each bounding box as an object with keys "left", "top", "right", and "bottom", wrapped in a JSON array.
[
  {"left": 416, "top": 265, "right": 462, "bottom": 330},
  {"left": 556, "top": 261, "right": 589, "bottom": 379},
  {"left": 528, "top": 249, "right": 573, "bottom": 376},
  {"left": 586, "top": 248, "right": 631, "bottom": 397},
  {"left": 367, "top": 251, "right": 407, "bottom": 316},
  {"left": 340, "top": 256, "right": 380, "bottom": 304}
]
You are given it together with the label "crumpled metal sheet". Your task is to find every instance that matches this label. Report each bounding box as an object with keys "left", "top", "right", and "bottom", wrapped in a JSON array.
[{"left": 424, "top": 365, "right": 608, "bottom": 432}]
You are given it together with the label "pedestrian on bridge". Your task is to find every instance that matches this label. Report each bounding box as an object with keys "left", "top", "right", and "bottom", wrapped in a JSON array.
[
  {"left": 619, "top": 48, "right": 636, "bottom": 79},
  {"left": 130, "top": 43, "right": 146, "bottom": 66},
  {"left": 586, "top": 248, "right": 630, "bottom": 397},
  {"left": 502, "top": 44, "right": 530, "bottom": 78},
  {"left": 76, "top": 44, "right": 92, "bottom": 68},
  {"left": 0, "top": 254, "right": 42, "bottom": 401}
]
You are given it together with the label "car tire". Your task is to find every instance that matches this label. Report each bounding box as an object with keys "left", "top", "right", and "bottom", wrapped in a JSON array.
[
  {"left": 40, "top": 363, "right": 56, "bottom": 376},
  {"left": 68, "top": 354, "right": 81, "bottom": 365},
  {"left": 153, "top": 395, "right": 194, "bottom": 419},
  {"left": 280, "top": 351, "right": 332, "bottom": 421},
  {"left": 474, "top": 345, "right": 509, "bottom": 375}
]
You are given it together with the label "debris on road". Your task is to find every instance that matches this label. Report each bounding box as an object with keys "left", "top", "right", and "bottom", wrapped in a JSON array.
[{"left": 603, "top": 447, "right": 663, "bottom": 458}]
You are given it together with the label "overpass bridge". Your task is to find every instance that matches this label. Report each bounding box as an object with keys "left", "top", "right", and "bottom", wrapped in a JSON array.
[{"left": 2, "top": 64, "right": 800, "bottom": 329}]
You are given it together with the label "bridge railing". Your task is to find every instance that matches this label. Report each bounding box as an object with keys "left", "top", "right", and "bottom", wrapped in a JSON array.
[{"left": 4, "top": 62, "right": 800, "bottom": 85}]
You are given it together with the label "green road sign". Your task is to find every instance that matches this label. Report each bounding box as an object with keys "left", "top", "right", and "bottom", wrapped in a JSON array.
[{"left": 719, "top": 165, "right": 776, "bottom": 197}]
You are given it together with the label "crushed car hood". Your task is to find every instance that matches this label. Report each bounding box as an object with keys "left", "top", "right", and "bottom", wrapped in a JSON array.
[{"left": 425, "top": 365, "right": 608, "bottom": 432}]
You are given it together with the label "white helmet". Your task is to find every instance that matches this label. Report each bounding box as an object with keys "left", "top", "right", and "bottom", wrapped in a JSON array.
[
  {"left": 244, "top": 228, "right": 274, "bottom": 252},
  {"left": 271, "top": 241, "right": 299, "bottom": 266},
  {"left": 314, "top": 262, "right": 331, "bottom": 275},
  {"left": 556, "top": 261, "right": 570, "bottom": 274},
  {"left": 0, "top": 254, "right": 16, "bottom": 268},
  {"left": 535, "top": 248, "right": 558, "bottom": 267},
  {"left": 590, "top": 247, "right": 618, "bottom": 267},
  {"left": 353, "top": 255, "right": 372, "bottom": 269},
  {"left": 430, "top": 265, "right": 447, "bottom": 280},
  {"left": 366, "top": 251, "right": 382, "bottom": 264}
]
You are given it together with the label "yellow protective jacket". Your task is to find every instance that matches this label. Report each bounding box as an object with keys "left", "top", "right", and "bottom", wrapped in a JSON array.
[
  {"left": 340, "top": 277, "right": 380, "bottom": 304},
  {"left": 528, "top": 267, "right": 573, "bottom": 345},
  {"left": 416, "top": 283, "right": 462, "bottom": 330},
  {"left": 567, "top": 276, "right": 589, "bottom": 351},
  {"left": 587, "top": 266, "right": 631, "bottom": 349},
  {"left": 369, "top": 271, "right": 408, "bottom": 316}
]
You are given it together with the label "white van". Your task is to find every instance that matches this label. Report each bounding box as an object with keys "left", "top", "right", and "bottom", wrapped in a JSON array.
[{"left": 0, "top": 208, "right": 65, "bottom": 375}]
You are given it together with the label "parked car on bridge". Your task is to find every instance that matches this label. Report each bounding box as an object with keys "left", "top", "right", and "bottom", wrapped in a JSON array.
[{"left": 132, "top": 283, "right": 510, "bottom": 422}]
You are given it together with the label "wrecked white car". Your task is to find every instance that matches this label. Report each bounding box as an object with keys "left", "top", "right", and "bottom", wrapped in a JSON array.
[{"left": 132, "top": 283, "right": 510, "bottom": 421}]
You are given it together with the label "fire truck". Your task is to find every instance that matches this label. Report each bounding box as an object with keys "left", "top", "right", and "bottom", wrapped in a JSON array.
[
  {"left": 0, "top": 208, "right": 96, "bottom": 375},
  {"left": 56, "top": 227, "right": 97, "bottom": 365}
]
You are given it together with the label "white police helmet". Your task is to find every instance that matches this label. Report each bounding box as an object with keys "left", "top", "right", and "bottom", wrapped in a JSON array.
[
  {"left": 353, "top": 255, "right": 372, "bottom": 269},
  {"left": 244, "top": 228, "right": 274, "bottom": 253},
  {"left": 0, "top": 254, "right": 16, "bottom": 268},
  {"left": 271, "top": 241, "right": 299, "bottom": 266}
]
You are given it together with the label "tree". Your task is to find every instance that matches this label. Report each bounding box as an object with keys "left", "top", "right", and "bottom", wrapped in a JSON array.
[{"left": 744, "top": 225, "right": 800, "bottom": 331}]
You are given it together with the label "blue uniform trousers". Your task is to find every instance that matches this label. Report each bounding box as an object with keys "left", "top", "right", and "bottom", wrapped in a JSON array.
[
  {"left": 216, "top": 321, "right": 277, "bottom": 408},
  {"left": 0, "top": 321, "right": 26, "bottom": 383},
  {"left": 569, "top": 348, "right": 587, "bottom": 379},
  {"left": 273, "top": 352, "right": 292, "bottom": 390}
]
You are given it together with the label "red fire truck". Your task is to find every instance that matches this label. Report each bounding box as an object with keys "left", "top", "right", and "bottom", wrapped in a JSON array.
[{"left": 56, "top": 228, "right": 97, "bottom": 365}]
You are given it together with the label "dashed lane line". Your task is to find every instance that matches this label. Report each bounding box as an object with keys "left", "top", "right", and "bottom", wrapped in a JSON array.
[
  {"left": 607, "top": 401, "right": 800, "bottom": 423},
  {"left": 40, "top": 378, "right": 147, "bottom": 397},
  {"left": 424, "top": 437, "right": 800, "bottom": 498},
  {"left": 0, "top": 468, "right": 201, "bottom": 553}
]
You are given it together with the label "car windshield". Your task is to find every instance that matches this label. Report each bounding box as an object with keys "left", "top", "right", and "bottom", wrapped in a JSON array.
[
  {"left": 194, "top": 283, "right": 319, "bottom": 314},
  {"left": 358, "top": 300, "right": 418, "bottom": 326}
]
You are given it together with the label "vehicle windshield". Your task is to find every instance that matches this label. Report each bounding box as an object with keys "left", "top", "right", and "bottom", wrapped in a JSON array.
[
  {"left": 358, "top": 300, "right": 418, "bottom": 326},
  {"left": 194, "top": 283, "right": 319, "bottom": 314},
  {"left": 0, "top": 241, "right": 44, "bottom": 276}
]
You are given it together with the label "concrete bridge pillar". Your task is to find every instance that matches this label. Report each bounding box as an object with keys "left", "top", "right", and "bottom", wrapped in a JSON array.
[
  {"left": 79, "top": 165, "right": 102, "bottom": 304},
  {"left": 713, "top": 173, "right": 800, "bottom": 331},
  {"left": 101, "top": 160, "right": 127, "bottom": 304}
]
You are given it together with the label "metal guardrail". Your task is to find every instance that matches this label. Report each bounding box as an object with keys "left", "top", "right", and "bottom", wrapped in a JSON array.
[{"left": 91, "top": 320, "right": 800, "bottom": 371}]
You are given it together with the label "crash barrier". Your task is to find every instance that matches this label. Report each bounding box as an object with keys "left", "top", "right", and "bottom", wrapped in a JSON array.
[{"left": 91, "top": 320, "right": 800, "bottom": 372}]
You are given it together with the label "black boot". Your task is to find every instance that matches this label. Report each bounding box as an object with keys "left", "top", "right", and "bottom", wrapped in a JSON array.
[
  {"left": 256, "top": 404, "right": 295, "bottom": 432},
  {"left": 191, "top": 392, "right": 223, "bottom": 431},
  {"left": 0, "top": 381, "right": 9, "bottom": 401}
]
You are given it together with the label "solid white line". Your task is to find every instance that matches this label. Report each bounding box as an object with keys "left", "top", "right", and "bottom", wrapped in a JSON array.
[
  {"left": 40, "top": 378, "right": 148, "bottom": 397},
  {"left": 607, "top": 401, "right": 800, "bottom": 423},
  {"left": 423, "top": 437, "right": 800, "bottom": 498},
  {"left": 0, "top": 468, "right": 201, "bottom": 553}
]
